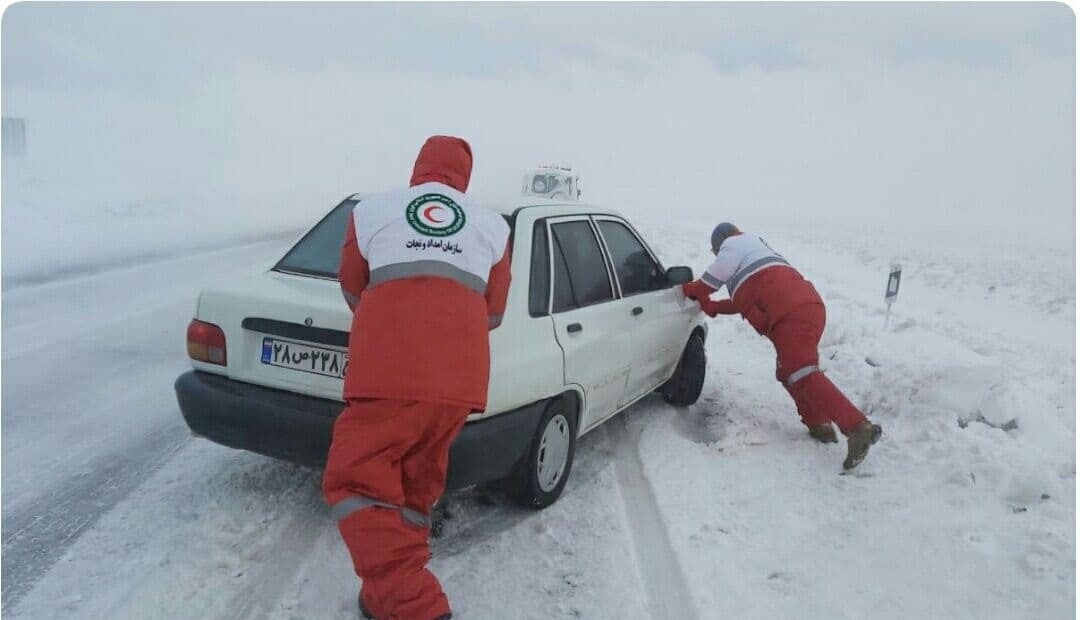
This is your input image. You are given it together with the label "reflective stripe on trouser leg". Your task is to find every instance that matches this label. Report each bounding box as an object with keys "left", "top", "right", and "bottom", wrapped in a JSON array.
[
  {"left": 786, "top": 364, "right": 820, "bottom": 386},
  {"left": 330, "top": 495, "right": 431, "bottom": 528}
]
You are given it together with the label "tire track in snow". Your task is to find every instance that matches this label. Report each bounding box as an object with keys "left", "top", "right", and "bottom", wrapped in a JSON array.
[
  {"left": 218, "top": 482, "right": 329, "bottom": 620},
  {"left": 2, "top": 236, "right": 299, "bottom": 612},
  {"left": 609, "top": 414, "right": 699, "bottom": 620},
  {"left": 1, "top": 425, "right": 189, "bottom": 611}
]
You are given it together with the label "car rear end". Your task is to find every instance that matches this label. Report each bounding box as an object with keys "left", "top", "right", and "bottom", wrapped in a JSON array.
[
  {"left": 178, "top": 268, "right": 354, "bottom": 466},
  {"left": 174, "top": 195, "right": 545, "bottom": 488},
  {"left": 177, "top": 197, "right": 358, "bottom": 465}
]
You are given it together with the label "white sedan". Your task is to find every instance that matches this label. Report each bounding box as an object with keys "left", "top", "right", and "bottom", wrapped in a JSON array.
[{"left": 176, "top": 196, "right": 708, "bottom": 508}]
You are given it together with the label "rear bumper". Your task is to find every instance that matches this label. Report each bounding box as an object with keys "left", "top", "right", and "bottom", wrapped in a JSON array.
[{"left": 174, "top": 370, "right": 543, "bottom": 489}]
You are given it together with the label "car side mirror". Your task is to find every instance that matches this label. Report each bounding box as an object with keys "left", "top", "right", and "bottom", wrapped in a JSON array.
[{"left": 666, "top": 266, "right": 694, "bottom": 286}]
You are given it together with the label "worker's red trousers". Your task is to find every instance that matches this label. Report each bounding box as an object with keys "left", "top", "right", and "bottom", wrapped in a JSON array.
[
  {"left": 322, "top": 399, "right": 470, "bottom": 620},
  {"left": 769, "top": 303, "right": 867, "bottom": 434}
]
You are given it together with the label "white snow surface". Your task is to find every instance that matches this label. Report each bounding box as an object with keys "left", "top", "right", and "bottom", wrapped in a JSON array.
[{"left": 1, "top": 193, "right": 1074, "bottom": 619}]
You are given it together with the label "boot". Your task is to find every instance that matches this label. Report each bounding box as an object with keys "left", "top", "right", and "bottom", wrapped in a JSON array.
[
  {"left": 807, "top": 423, "right": 838, "bottom": 443},
  {"left": 843, "top": 421, "right": 882, "bottom": 470},
  {"left": 359, "top": 593, "right": 374, "bottom": 620},
  {"left": 359, "top": 593, "right": 452, "bottom": 620}
]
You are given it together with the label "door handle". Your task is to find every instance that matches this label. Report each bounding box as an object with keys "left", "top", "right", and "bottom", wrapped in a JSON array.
[
  {"left": 567, "top": 323, "right": 583, "bottom": 333},
  {"left": 632, "top": 306, "right": 644, "bottom": 316}
]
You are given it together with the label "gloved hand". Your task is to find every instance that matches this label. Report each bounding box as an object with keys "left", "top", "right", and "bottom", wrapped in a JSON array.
[
  {"left": 700, "top": 299, "right": 737, "bottom": 317},
  {"left": 681, "top": 280, "right": 712, "bottom": 302}
]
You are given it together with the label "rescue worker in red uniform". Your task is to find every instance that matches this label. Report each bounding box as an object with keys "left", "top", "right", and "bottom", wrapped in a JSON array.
[
  {"left": 682, "top": 222, "right": 882, "bottom": 470},
  {"left": 322, "top": 136, "right": 511, "bottom": 620}
]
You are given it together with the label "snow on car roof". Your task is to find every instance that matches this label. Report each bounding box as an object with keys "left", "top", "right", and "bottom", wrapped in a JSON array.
[
  {"left": 480, "top": 198, "right": 620, "bottom": 219},
  {"left": 348, "top": 193, "right": 615, "bottom": 218},
  {"left": 481, "top": 197, "right": 567, "bottom": 214}
]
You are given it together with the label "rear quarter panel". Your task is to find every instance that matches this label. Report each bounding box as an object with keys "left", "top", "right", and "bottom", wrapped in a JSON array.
[
  {"left": 483, "top": 209, "right": 566, "bottom": 416},
  {"left": 193, "top": 272, "right": 352, "bottom": 402}
]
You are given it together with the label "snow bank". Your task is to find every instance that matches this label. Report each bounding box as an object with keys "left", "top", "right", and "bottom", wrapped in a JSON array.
[{"left": 624, "top": 214, "right": 1075, "bottom": 619}]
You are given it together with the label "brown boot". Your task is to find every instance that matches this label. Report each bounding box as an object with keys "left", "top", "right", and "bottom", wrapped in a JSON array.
[
  {"left": 843, "top": 421, "right": 882, "bottom": 470},
  {"left": 808, "top": 423, "right": 839, "bottom": 443}
]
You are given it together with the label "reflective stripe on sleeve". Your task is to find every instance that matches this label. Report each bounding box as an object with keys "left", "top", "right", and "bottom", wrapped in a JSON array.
[
  {"left": 701, "top": 271, "right": 724, "bottom": 289},
  {"left": 488, "top": 314, "right": 503, "bottom": 329},
  {"left": 368, "top": 260, "right": 487, "bottom": 294},
  {"left": 342, "top": 289, "right": 360, "bottom": 308}
]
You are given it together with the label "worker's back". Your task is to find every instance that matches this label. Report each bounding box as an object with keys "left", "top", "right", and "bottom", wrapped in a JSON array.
[{"left": 339, "top": 138, "right": 511, "bottom": 410}]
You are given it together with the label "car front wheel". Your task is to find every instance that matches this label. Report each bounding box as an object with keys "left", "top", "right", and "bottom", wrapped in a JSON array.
[{"left": 660, "top": 332, "right": 706, "bottom": 406}]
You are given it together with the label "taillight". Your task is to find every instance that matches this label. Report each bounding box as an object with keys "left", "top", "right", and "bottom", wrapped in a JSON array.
[{"left": 187, "top": 319, "right": 227, "bottom": 365}]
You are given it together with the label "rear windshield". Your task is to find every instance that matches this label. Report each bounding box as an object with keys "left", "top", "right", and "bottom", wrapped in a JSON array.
[
  {"left": 273, "top": 199, "right": 358, "bottom": 279},
  {"left": 274, "top": 200, "right": 515, "bottom": 280}
]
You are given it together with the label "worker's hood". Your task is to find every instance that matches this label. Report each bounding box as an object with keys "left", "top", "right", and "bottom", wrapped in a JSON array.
[{"left": 410, "top": 136, "right": 473, "bottom": 192}]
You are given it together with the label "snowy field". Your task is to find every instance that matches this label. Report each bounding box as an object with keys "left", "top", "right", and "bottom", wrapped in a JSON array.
[{"left": 2, "top": 191, "right": 1073, "bottom": 620}]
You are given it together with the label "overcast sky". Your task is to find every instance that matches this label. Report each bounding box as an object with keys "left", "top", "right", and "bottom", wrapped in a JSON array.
[{"left": 2, "top": 2, "right": 1074, "bottom": 232}]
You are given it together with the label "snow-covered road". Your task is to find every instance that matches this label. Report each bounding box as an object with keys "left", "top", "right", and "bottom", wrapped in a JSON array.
[
  {"left": 2, "top": 217, "right": 1074, "bottom": 620},
  {"left": 2, "top": 240, "right": 291, "bottom": 609}
]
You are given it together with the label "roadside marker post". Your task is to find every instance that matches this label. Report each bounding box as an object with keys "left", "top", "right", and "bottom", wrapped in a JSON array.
[{"left": 884, "top": 264, "right": 902, "bottom": 330}]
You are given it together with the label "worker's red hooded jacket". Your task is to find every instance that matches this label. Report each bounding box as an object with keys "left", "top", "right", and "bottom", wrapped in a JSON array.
[{"left": 338, "top": 136, "right": 512, "bottom": 410}]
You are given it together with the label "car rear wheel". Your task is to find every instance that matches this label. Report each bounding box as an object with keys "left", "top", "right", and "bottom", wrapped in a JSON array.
[
  {"left": 502, "top": 397, "right": 577, "bottom": 509},
  {"left": 660, "top": 332, "right": 706, "bottom": 406}
]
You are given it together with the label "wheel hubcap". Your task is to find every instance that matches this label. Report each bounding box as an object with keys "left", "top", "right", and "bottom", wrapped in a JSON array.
[{"left": 536, "top": 414, "right": 571, "bottom": 492}]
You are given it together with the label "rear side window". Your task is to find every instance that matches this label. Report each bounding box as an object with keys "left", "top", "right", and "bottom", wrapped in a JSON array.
[
  {"left": 529, "top": 221, "right": 550, "bottom": 316},
  {"left": 597, "top": 220, "right": 667, "bottom": 295},
  {"left": 550, "top": 220, "right": 614, "bottom": 313},
  {"left": 274, "top": 199, "right": 359, "bottom": 278}
]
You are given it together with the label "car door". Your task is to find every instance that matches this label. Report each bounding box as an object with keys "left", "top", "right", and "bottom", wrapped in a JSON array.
[
  {"left": 594, "top": 217, "right": 692, "bottom": 405},
  {"left": 546, "top": 216, "right": 635, "bottom": 431}
]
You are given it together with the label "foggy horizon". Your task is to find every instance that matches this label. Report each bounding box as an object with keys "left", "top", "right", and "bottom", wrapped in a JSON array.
[{"left": 2, "top": 2, "right": 1075, "bottom": 237}]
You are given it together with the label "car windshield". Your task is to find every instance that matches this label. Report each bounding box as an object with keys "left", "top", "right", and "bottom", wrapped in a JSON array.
[{"left": 273, "top": 198, "right": 359, "bottom": 279}]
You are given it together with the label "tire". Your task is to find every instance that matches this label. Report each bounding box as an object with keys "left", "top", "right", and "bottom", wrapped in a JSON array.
[
  {"left": 502, "top": 397, "right": 578, "bottom": 509},
  {"left": 660, "top": 332, "right": 706, "bottom": 406}
]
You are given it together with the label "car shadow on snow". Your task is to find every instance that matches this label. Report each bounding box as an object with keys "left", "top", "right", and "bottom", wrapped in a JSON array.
[
  {"left": 432, "top": 393, "right": 715, "bottom": 556},
  {"left": 431, "top": 415, "right": 635, "bottom": 557}
]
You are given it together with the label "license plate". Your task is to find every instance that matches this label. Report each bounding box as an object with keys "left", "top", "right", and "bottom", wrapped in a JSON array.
[{"left": 260, "top": 337, "right": 348, "bottom": 379}]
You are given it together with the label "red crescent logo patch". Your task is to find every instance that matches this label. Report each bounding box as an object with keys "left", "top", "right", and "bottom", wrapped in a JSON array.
[{"left": 423, "top": 205, "right": 446, "bottom": 224}]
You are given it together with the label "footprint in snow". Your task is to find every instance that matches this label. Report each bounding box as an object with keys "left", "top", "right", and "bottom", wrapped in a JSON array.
[{"left": 671, "top": 403, "right": 725, "bottom": 446}]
